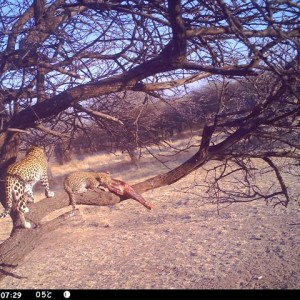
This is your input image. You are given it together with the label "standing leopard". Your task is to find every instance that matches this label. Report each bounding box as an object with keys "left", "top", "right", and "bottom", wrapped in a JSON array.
[
  {"left": 64, "top": 171, "right": 112, "bottom": 209},
  {"left": 0, "top": 146, "right": 55, "bottom": 229}
]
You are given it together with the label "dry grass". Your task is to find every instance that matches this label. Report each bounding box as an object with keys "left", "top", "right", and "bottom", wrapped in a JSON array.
[{"left": 50, "top": 135, "right": 201, "bottom": 184}]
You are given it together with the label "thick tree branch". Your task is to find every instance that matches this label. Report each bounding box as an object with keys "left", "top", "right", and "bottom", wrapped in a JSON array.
[
  {"left": 186, "top": 27, "right": 300, "bottom": 39},
  {"left": 167, "top": 0, "right": 187, "bottom": 60}
]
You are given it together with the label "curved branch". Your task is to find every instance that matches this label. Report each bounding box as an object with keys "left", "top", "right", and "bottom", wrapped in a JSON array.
[
  {"left": 263, "top": 157, "right": 289, "bottom": 207},
  {"left": 0, "top": 133, "right": 212, "bottom": 283},
  {"left": 0, "top": 121, "right": 244, "bottom": 281}
]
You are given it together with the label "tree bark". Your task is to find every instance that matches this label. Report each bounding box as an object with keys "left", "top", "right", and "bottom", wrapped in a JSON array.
[{"left": 0, "top": 132, "right": 20, "bottom": 210}]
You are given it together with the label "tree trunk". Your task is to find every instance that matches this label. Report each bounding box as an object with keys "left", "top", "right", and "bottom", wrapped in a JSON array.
[{"left": 0, "top": 132, "right": 20, "bottom": 210}]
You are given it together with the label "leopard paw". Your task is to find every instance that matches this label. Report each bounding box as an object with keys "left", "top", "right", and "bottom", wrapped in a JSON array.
[{"left": 46, "top": 190, "right": 55, "bottom": 198}]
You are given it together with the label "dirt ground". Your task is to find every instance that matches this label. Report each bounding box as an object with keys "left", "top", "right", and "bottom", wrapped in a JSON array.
[{"left": 1, "top": 147, "right": 300, "bottom": 289}]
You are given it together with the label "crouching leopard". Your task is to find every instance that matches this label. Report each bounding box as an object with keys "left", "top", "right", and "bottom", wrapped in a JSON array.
[
  {"left": 0, "top": 146, "right": 55, "bottom": 229},
  {"left": 64, "top": 171, "right": 112, "bottom": 209}
]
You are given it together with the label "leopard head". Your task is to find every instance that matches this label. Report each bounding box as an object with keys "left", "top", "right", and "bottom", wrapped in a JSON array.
[
  {"left": 26, "top": 146, "right": 45, "bottom": 158},
  {"left": 96, "top": 172, "right": 112, "bottom": 187}
]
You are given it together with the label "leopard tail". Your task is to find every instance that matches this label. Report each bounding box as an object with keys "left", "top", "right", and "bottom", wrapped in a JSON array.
[
  {"left": 0, "top": 207, "right": 11, "bottom": 218},
  {"left": 0, "top": 177, "right": 13, "bottom": 218}
]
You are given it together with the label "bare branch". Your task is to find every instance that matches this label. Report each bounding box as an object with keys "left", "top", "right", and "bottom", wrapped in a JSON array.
[
  {"left": 35, "top": 124, "right": 71, "bottom": 138},
  {"left": 262, "top": 157, "right": 290, "bottom": 207},
  {"left": 73, "top": 103, "right": 124, "bottom": 125},
  {"left": 135, "top": 72, "right": 212, "bottom": 92},
  {"left": 5, "top": 128, "right": 29, "bottom": 134}
]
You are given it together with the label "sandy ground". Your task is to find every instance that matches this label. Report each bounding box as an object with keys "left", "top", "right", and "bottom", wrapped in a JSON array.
[{"left": 1, "top": 144, "right": 300, "bottom": 289}]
